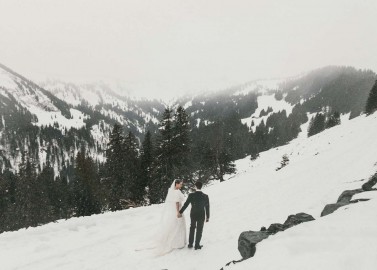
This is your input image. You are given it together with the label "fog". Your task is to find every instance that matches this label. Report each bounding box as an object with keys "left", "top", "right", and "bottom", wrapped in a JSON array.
[{"left": 0, "top": 0, "right": 376, "bottom": 100}]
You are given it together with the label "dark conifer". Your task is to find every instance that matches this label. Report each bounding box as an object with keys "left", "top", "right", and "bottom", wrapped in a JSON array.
[
  {"left": 123, "top": 131, "right": 140, "bottom": 202},
  {"left": 365, "top": 80, "right": 377, "bottom": 115},
  {"left": 140, "top": 131, "right": 154, "bottom": 203},
  {"left": 217, "top": 150, "right": 236, "bottom": 182},
  {"left": 38, "top": 162, "right": 57, "bottom": 222},
  {"left": 106, "top": 124, "right": 125, "bottom": 211},
  {"left": 72, "top": 149, "right": 101, "bottom": 217},
  {"left": 210, "top": 121, "right": 236, "bottom": 182},
  {"left": 308, "top": 113, "right": 326, "bottom": 137},
  {"left": 172, "top": 106, "right": 191, "bottom": 178},
  {"left": 150, "top": 107, "right": 175, "bottom": 203},
  {"left": 15, "top": 156, "right": 43, "bottom": 228},
  {"left": 325, "top": 111, "right": 341, "bottom": 129}
]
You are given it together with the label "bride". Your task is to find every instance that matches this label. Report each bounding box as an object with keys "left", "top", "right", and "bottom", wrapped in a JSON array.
[{"left": 155, "top": 179, "right": 187, "bottom": 255}]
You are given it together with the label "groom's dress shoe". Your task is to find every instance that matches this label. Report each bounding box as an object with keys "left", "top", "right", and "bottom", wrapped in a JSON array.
[
  {"left": 188, "top": 244, "right": 193, "bottom": 248},
  {"left": 194, "top": 245, "right": 203, "bottom": 250}
]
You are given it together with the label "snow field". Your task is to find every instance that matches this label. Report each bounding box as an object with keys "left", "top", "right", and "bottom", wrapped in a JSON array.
[{"left": 1, "top": 112, "right": 377, "bottom": 270}]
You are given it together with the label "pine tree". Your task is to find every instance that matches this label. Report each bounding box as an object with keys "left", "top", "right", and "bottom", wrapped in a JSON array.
[
  {"left": 248, "top": 130, "right": 259, "bottom": 160},
  {"left": 308, "top": 113, "right": 326, "bottom": 137},
  {"left": 37, "top": 162, "right": 57, "bottom": 223},
  {"left": 123, "top": 131, "right": 140, "bottom": 203},
  {"left": 150, "top": 107, "right": 175, "bottom": 203},
  {"left": 106, "top": 124, "right": 125, "bottom": 211},
  {"left": 365, "top": 80, "right": 377, "bottom": 115},
  {"left": 0, "top": 170, "right": 17, "bottom": 232},
  {"left": 191, "top": 140, "right": 216, "bottom": 185},
  {"left": 54, "top": 174, "right": 71, "bottom": 219},
  {"left": 15, "top": 156, "right": 43, "bottom": 228},
  {"left": 0, "top": 173, "right": 11, "bottom": 232},
  {"left": 216, "top": 150, "right": 236, "bottom": 182},
  {"left": 210, "top": 121, "right": 236, "bottom": 182},
  {"left": 140, "top": 130, "right": 154, "bottom": 203},
  {"left": 172, "top": 106, "right": 191, "bottom": 178},
  {"left": 72, "top": 149, "right": 101, "bottom": 217},
  {"left": 325, "top": 111, "right": 341, "bottom": 129},
  {"left": 253, "top": 120, "right": 268, "bottom": 152}
]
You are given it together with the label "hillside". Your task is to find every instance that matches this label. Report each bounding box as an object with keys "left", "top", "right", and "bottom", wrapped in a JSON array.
[
  {"left": 1, "top": 63, "right": 375, "bottom": 176},
  {"left": 1, "top": 110, "right": 376, "bottom": 270},
  {"left": 0, "top": 63, "right": 164, "bottom": 175}
]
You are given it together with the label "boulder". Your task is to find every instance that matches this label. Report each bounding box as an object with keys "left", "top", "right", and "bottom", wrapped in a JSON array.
[
  {"left": 337, "top": 189, "right": 363, "bottom": 204},
  {"left": 320, "top": 202, "right": 347, "bottom": 217},
  {"left": 267, "top": 223, "right": 287, "bottom": 234},
  {"left": 238, "top": 231, "right": 270, "bottom": 259},
  {"left": 238, "top": 213, "right": 314, "bottom": 260},
  {"left": 321, "top": 188, "right": 366, "bottom": 217},
  {"left": 362, "top": 174, "right": 377, "bottom": 191},
  {"left": 283, "top": 212, "right": 315, "bottom": 228}
]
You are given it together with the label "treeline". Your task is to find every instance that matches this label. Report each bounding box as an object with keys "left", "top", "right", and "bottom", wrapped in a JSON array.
[
  {"left": 3, "top": 74, "right": 377, "bottom": 234},
  {"left": 0, "top": 100, "right": 312, "bottom": 233},
  {"left": 307, "top": 111, "right": 341, "bottom": 137},
  {"left": 0, "top": 153, "right": 102, "bottom": 233},
  {"left": 365, "top": 80, "right": 377, "bottom": 115},
  {"left": 307, "top": 79, "right": 377, "bottom": 136},
  {"left": 281, "top": 66, "right": 376, "bottom": 119},
  {"left": 0, "top": 106, "right": 235, "bottom": 233}
]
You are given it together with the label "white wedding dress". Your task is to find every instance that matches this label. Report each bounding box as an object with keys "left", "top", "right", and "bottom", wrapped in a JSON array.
[{"left": 155, "top": 181, "right": 187, "bottom": 255}]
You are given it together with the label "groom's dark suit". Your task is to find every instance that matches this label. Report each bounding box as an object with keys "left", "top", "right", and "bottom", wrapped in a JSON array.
[{"left": 179, "top": 190, "right": 210, "bottom": 248}]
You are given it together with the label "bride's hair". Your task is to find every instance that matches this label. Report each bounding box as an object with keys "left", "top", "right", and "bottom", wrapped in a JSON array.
[{"left": 174, "top": 179, "right": 182, "bottom": 186}]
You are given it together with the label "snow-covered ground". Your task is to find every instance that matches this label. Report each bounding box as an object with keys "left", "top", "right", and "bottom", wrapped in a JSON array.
[
  {"left": 1, "top": 112, "right": 377, "bottom": 270},
  {"left": 241, "top": 94, "right": 294, "bottom": 131}
]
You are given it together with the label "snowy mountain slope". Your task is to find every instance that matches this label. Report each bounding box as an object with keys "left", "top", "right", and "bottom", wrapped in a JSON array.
[
  {"left": 1, "top": 110, "right": 376, "bottom": 270},
  {"left": 0, "top": 63, "right": 165, "bottom": 174},
  {"left": 0, "top": 64, "right": 77, "bottom": 129},
  {"left": 241, "top": 94, "right": 294, "bottom": 131},
  {"left": 0, "top": 63, "right": 91, "bottom": 173},
  {"left": 2, "top": 63, "right": 374, "bottom": 176},
  {"left": 41, "top": 79, "right": 163, "bottom": 126},
  {"left": 1, "top": 64, "right": 162, "bottom": 140}
]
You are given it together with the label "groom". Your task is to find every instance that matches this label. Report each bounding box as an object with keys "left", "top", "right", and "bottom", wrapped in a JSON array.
[{"left": 178, "top": 181, "right": 210, "bottom": 250}]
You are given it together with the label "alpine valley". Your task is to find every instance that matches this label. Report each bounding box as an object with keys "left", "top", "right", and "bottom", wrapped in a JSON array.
[
  {"left": 1, "top": 62, "right": 377, "bottom": 233},
  {"left": 0, "top": 63, "right": 375, "bottom": 176}
]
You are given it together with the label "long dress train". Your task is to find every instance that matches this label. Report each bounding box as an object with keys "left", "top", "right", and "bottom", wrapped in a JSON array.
[{"left": 155, "top": 185, "right": 187, "bottom": 255}]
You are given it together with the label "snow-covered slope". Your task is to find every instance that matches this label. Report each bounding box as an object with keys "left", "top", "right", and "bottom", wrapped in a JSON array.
[
  {"left": 0, "top": 64, "right": 82, "bottom": 130},
  {"left": 41, "top": 79, "right": 162, "bottom": 125},
  {"left": 41, "top": 79, "right": 129, "bottom": 107},
  {"left": 1, "top": 110, "right": 377, "bottom": 269},
  {"left": 241, "top": 94, "right": 294, "bottom": 131},
  {"left": 0, "top": 64, "right": 164, "bottom": 173}
]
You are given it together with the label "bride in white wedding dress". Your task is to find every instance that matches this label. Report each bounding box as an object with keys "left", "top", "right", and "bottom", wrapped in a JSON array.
[{"left": 155, "top": 179, "right": 187, "bottom": 255}]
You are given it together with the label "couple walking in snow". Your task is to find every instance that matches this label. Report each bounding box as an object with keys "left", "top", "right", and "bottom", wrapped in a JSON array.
[{"left": 156, "top": 179, "right": 210, "bottom": 255}]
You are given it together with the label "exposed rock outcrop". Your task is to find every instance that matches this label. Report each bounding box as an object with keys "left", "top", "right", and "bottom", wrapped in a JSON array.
[
  {"left": 225, "top": 173, "right": 377, "bottom": 270},
  {"left": 267, "top": 223, "right": 286, "bottom": 234},
  {"left": 238, "top": 213, "right": 315, "bottom": 259},
  {"left": 283, "top": 212, "right": 315, "bottom": 228},
  {"left": 362, "top": 173, "right": 377, "bottom": 191},
  {"left": 321, "top": 188, "right": 365, "bottom": 217},
  {"left": 238, "top": 230, "right": 270, "bottom": 259}
]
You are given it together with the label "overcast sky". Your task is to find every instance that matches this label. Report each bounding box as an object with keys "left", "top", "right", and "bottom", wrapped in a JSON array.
[{"left": 0, "top": 0, "right": 376, "bottom": 99}]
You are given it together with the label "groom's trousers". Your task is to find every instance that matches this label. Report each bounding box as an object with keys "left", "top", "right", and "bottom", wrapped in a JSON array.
[{"left": 189, "top": 216, "right": 205, "bottom": 247}]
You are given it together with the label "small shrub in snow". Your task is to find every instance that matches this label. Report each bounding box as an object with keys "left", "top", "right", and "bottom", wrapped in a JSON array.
[{"left": 276, "top": 154, "right": 289, "bottom": 171}]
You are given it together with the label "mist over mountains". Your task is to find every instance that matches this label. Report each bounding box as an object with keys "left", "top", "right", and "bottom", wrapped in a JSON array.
[
  {"left": 0, "top": 63, "right": 375, "bottom": 176},
  {"left": 1, "top": 61, "right": 377, "bottom": 235}
]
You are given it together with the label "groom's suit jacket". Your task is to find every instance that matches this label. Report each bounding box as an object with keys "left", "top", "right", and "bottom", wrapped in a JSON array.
[{"left": 179, "top": 191, "right": 210, "bottom": 220}]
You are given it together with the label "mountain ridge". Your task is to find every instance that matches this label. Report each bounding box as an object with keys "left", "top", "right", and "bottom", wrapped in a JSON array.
[{"left": 0, "top": 62, "right": 375, "bottom": 177}]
